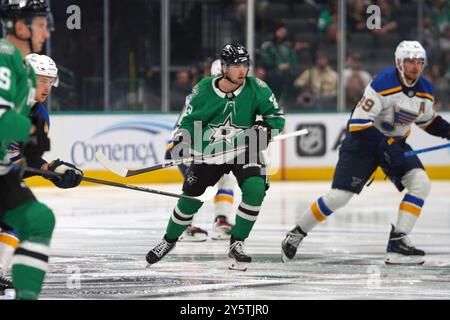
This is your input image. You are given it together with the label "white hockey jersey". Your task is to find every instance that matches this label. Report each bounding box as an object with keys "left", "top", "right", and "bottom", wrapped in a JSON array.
[{"left": 348, "top": 66, "right": 435, "bottom": 139}]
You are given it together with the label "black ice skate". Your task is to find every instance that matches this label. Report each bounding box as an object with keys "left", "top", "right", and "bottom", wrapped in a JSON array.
[
  {"left": 146, "top": 236, "right": 177, "bottom": 266},
  {"left": 385, "top": 225, "right": 425, "bottom": 266},
  {"left": 227, "top": 237, "right": 251, "bottom": 271},
  {"left": 0, "top": 275, "right": 15, "bottom": 300},
  {"left": 281, "top": 225, "right": 307, "bottom": 263}
]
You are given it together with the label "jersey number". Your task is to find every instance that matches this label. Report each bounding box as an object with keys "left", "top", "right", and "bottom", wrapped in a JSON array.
[
  {"left": 0, "top": 67, "right": 11, "bottom": 90},
  {"left": 269, "top": 93, "right": 279, "bottom": 109},
  {"left": 356, "top": 96, "right": 374, "bottom": 112}
]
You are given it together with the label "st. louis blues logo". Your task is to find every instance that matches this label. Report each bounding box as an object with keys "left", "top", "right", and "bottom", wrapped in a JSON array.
[{"left": 393, "top": 105, "right": 418, "bottom": 125}]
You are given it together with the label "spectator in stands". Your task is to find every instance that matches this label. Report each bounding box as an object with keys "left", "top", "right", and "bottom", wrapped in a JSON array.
[
  {"left": 293, "top": 51, "right": 338, "bottom": 109},
  {"left": 372, "top": 0, "right": 398, "bottom": 36},
  {"left": 422, "top": 14, "right": 441, "bottom": 65},
  {"left": 318, "top": 0, "right": 338, "bottom": 43},
  {"left": 234, "top": 0, "right": 270, "bottom": 34},
  {"left": 344, "top": 52, "right": 372, "bottom": 108},
  {"left": 343, "top": 52, "right": 372, "bottom": 87},
  {"left": 259, "top": 23, "right": 299, "bottom": 99},
  {"left": 428, "top": 0, "right": 450, "bottom": 36},
  {"left": 347, "top": 0, "right": 367, "bottom": 33},
  {"left": 171, "top": 69, "right": 192, "bottom": 110},
  {"left": 253, "top": 65, "right": 267, "bottom": 81},
  {"left": 439, "top": 25, "right": 450, "bottom": 52}
]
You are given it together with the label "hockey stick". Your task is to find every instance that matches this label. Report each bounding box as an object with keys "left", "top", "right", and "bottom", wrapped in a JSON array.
[
  {"left": 22, "top": 167, "right": 217, "bottom": 202},
  {"left": 95, "top": 128, "right": 309, "bottom": 178},
  {"left": 404, "top": 142, "right": 450, "bottom": 157},
  {"left": 95, "top": 145, "right": 248, "bottom": 178}
]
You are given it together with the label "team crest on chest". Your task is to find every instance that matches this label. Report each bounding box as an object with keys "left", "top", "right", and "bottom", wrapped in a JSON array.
[
  {"left": 393, "top": 105, "right": 418, "bottom": 125},
  {"left": 209, "top": 113, "right": 245, "bottom": 146}
]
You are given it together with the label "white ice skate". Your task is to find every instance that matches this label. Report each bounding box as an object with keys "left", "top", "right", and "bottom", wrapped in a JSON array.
[
  {"left": 211, "top": 216, "right": 233, "bottom": 240},
  {"left": 179, "top": 226, "right": 208, "bottom": 242}
]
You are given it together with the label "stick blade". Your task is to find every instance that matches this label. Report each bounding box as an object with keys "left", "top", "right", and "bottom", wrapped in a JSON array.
[
  {"left": 95, "top": 150, "right": 128, "bottom": 177},
  {"left": 195, "top": 186, "right": 218, "bottom": 202}
]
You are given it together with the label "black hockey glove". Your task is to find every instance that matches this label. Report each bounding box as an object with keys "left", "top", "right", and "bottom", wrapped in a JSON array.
[
  {"left": 379, "top": 137, "right": 404, "bottom": 168},
  {"left": 252, "top": 121, "right": 272, "bottom": 151},
  {"left": 21, "top": 116, "right": 50, "bottom": 164},
  {"left": 47, "top": 159, "right": 83, "bottom": 189}
]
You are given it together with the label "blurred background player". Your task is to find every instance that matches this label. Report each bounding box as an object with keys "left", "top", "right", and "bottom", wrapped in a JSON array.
[
  {"left": 0, "top": 0, "right": 53, "bottom": 299},
  {"left": 1, "top": 51, "right": 85, "bottom": 295},
  {"left": 166, "top": 59, "right": 236, "bottom": 242},
  {"left": 0, "top": 53, "right": 83, "bottom": 298},
  {"left": 281, "top": 41, "right": 450, "bottom": 266},
  {"left": 147, "top": 43, "right": 285, "bottom": 271}
]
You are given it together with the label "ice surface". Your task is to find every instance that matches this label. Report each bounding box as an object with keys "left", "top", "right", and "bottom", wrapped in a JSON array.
[{"left": 20, "top": 181, "right": 450, "bottom": 299}]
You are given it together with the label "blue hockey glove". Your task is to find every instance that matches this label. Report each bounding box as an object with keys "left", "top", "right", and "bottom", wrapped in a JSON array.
[{"left": 47, "top": 159, "right": 83, "bottom": 189}]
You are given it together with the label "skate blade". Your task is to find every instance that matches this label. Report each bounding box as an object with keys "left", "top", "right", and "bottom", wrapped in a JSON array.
[
  {"left": 0, "top": 289, "right": 16, "bottom": 300},
  {"left": 228, "top": 258, "right": 248, "bottom": 271},
  {"left": 385, "top": 252, "right": 425, "bottom": 266},
  {"left": 281, "top": 250, "right": 292, "bottom": 263},
  {"left": 210, "top": 231, "right": 231, "bottom": 240},
  {"left": 179, "top": 235, "right": 208, "bottom": 242}
]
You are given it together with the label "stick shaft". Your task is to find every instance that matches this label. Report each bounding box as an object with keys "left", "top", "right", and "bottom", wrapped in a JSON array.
[
  {"left": 97, "top": 129, "right": 309, "bottom": 178},
  {"left": 22, "top": 167, "right": 204, "bottom": 202},
  {"left": 404, "top": 143, "right": 450, "bottom": 157}
]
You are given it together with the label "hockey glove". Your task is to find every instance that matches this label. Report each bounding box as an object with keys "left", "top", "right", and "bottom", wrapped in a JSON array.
[
  {"left": 252, "top": 121, "right": 272, "bottom": 151},
  {"left": 379, "top": 137, "right": 404, "bottom": 168},
  {"left": 47, "top": 159, "right": 83, "bottom": 189},
  {"left": 21, "top": 116, "right": 50, "bottom": 164}
]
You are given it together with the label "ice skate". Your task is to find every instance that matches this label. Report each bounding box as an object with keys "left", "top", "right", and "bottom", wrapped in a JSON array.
[
  {"left": 179, "top": 226, "right": 208, "bottom": 242},
  {"left": 211, "top": 215, "right": 233, "bottom": 240},
  {"left": 227, "top": 237, "right": 251, "bottom": 271},
  {"left": 281, "top": 225, "right": 307, "bottom": 262},
  {"left": 385, "top": 225, "right": 425, "bottom": 266},
  {"left": 0, "top": 275, "right": 15, "bottom": 300},
  {"left": 146, "top": 237, "right": 176, "bottom": 266}
]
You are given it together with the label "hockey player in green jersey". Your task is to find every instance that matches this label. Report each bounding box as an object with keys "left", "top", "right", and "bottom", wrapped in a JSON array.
[
  {"left": 0, "top": 0, "right": 54, "bottom": 299},
  {"left": 146, "top": 43, "right": 285, "bottom": 271}
]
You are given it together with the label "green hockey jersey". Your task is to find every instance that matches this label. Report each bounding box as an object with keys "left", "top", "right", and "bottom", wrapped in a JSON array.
[
  {"left": 178, "top": 76, "right": 285, "bottom": 155},
  {"left": 0, "top": 39, "right": 36, "bottom": 173}
]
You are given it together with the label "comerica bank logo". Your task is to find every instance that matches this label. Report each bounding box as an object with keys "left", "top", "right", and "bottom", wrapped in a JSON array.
[{"left": 71, "top": 119, "right": 174, "bottom": 167}]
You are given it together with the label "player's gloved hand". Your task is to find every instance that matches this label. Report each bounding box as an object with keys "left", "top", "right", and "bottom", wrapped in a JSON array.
[
  {"left": 21, "top": 116, "right": 50, "bottom": 164},
  {"left": 252, "top": 121, "right": 272, "bottom": 151},
  {"left": 379, "top": 137, "right": 404, "bottom": 168},
  {"left": 165, "top": 141, "right": 174, "bottom": 160},
  {"left": 47, "top": 159, "right": 83, "bottom": 189}
]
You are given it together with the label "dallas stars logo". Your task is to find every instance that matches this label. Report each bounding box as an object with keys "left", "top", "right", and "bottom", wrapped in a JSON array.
[{"left": 209, "top": 114, "right": 246, "bottom": 146}]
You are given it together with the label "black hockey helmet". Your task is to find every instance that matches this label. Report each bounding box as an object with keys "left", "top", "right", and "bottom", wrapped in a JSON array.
[
  {"left": 1, "top": 0, "right": 52, "bottom": 34},
  {"left": 219, "top": 43, "right": 250, "bottom": 66}
]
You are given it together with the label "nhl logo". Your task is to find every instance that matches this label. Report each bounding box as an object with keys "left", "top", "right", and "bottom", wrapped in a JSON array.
[{"left": 408, "top": 90, "right": 415, "bottom": 97}]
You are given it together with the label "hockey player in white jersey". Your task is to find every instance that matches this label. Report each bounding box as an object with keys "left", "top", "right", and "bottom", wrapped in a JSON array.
[
  {"left": 282, "top": 41, "right": 450, "bottom": 265},
  {"left": 167, "top": 59, "right": 236, "bottom": 242}
]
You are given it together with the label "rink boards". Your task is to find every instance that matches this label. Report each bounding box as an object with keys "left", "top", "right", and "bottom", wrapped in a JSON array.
[{"left": 26, "top": 112, "right": 450, "bottom": 187}]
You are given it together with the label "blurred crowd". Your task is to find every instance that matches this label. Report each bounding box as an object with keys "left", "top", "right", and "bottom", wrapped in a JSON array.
[{"left": 170, "top": 0, "right": 449, "bottom": 111}]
